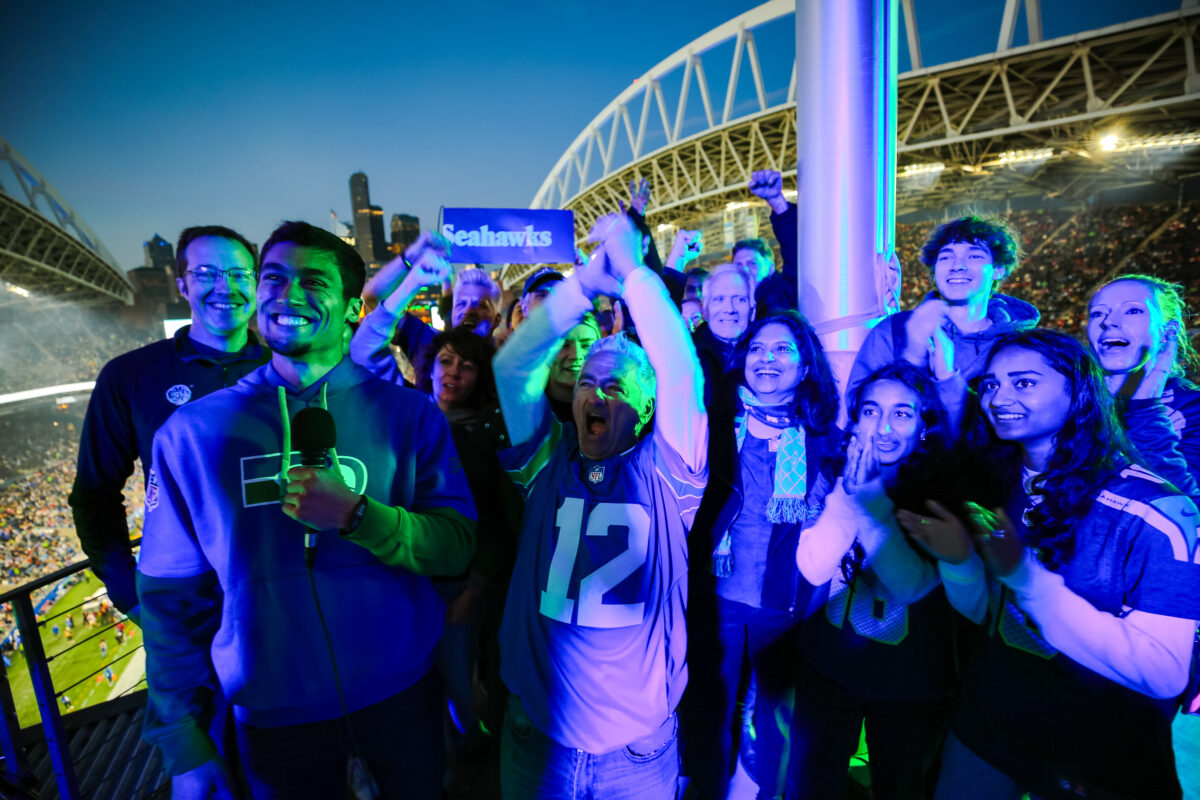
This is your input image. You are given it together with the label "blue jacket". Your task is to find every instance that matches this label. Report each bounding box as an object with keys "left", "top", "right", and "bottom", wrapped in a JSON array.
[
  {"left": 69, "top": 326, "right": 267, "bottom": 615},
  {"left": 137, "top": 358, "right": 475, "bottom": 775}
]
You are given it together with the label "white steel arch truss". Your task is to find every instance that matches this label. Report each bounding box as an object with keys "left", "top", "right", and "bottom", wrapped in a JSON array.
[
  {"left": 0, "top": 137, "right": 133, "bottom": 306},
  {"left": 533, "top": 3, "right": 1200, "bottom": 249}
]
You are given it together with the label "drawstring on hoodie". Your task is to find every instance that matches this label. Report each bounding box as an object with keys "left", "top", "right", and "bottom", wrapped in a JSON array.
[
  {"left": 278, "top": 378, "right": 377, "bottom": 798},
  {"left": 277, "top": 381, "right": 340, "bottom": 492}
]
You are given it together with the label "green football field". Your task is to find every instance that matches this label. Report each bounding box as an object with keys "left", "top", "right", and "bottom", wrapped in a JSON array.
[{"left": 5, "top": 570, "right": 145, "bottom": 730}]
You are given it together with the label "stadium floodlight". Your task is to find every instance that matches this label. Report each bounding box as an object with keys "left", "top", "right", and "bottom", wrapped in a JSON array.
[
  {"left": 1105, "top": 132, "right": 1200, "bottom": 152},
  {"left": 6, "top": 283, "right": 30, "bottom": 297},
  {"left": 991, "top": 148, "right": 1054, "bottom": 165},
  {"left": 725, "top": 200, "right": 753, "bottom": 211},
  {"left": 899, "top": 162, "right": 945, "bottom": 178},
  {"left": 1100, "top": 134, "right": 1119, "bottom": 151},
  {"left": 656, "top": 223, "right": 674, "bottom": 232}
]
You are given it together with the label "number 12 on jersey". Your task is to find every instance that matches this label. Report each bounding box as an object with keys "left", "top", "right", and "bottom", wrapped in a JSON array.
[{"left": 540, "top": 498, "right": 652, "bottom": 628}]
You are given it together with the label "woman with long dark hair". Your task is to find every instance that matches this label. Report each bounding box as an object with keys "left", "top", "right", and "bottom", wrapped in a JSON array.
[
  {"left": 788, "top": 361, "right": 980, "bottom": 799},
  {"left": 904, "top": 329, "right": 1198, "bottom": 800},
  {"left": 685, "top": 311, "right": 841, "bottom": 800}
]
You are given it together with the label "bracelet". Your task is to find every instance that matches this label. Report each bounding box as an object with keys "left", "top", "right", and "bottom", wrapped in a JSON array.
[{"left": 340, "top": 495, "right": 369, "bottom": 536}]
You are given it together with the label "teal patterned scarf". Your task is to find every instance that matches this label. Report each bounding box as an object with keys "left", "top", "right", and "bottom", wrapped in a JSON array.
[{"left": 712, "top": 386, "right": 813, "bottom": 577}]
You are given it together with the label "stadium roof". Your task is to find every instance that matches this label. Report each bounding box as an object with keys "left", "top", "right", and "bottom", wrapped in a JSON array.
[
  {"left": 516, "top": 2, "right": 1200, "bottom": 286},
  {"left": 0, "top": 137, "right": 134, "bottom": 309}
]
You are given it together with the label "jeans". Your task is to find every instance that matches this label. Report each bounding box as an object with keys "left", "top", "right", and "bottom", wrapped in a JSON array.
[
  {"left": 501, "top": 694, "right": 680, "bottom": 800},
  {"left": 235, "top": 670, "right": 444, "bottom": 800},
  {"left": 934, "top": 731, "right": 1040, "bottom": 800},
  {"left": 685, "top": 597, "right": 796, "bottom": 799},
  {"left": 789, "top": 659, "right": 949, "bottom": 800}
]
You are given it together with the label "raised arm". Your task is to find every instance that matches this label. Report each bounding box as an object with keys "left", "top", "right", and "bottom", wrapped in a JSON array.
[
  {"left": 350, "top": 233, "right": 452, "bottom": 382},
  {"left": 493, "top": 269, "right": 596, "bottom": 446},
  {"left": 599, "top": 212, "right": 707, "bottom": 472}
]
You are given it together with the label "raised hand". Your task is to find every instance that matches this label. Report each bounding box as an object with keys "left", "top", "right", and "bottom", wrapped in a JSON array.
[
  {"left": 588, "top": 211, "right": 645, "bottom": 281},
  {"left": 842, "top": 435, "right": 892, "bottom": 519},
  {"left": 575, "top": 241, "right": 623, "bottom": 300},
  {"left": 929, "top": 324, "right": 956, "bottom": 380},
  {"left": 629, "top": 177, "right": 651, "bottom": 215},
  {"left": 897, "top": 500, "right": 973, "bottom": 564},
  {"left": 401, "top": 231, "right": 453, "bottom": 290},
  {"left": 748, "top": 170, "right": 789, "bottom": 214},
  {"left": 1128, "top": 331, "right": 1176, "bottom": 398},
  {"left": 902, "top": 298, "right": 950, "bottom": 367},
  {"left": 666, "top": 229, "right": 703, "bottom": 271}
]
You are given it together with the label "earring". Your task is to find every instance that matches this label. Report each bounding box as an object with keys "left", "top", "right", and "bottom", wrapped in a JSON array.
[{"left": 919, "top": 431, "right": 927, "bottom": 442}]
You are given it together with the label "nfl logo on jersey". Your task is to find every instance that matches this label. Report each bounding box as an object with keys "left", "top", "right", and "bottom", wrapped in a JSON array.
[{"left": 588, "top": 464, "right": 605, "bottom": 484}]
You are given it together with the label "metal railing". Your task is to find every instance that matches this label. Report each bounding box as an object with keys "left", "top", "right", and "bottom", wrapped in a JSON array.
[{"left": 0, "top": 557, "right": 145, "bottom": 799}]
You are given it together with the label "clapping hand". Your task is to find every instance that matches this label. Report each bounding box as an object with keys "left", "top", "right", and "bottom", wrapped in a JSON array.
[
  {"left": 842, "top": 434, "right": 893, "bottom": 519},
  {"left": 897, "top": 500, "right": 973, "bottom": 565},
  {"left": 963, "top": 502, "right": 1024, "bottom": 577}
]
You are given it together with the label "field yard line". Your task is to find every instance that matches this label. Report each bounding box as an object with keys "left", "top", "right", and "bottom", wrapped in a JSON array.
[{"left": 109, "top": 647, "right": 145, "bottom": 698}]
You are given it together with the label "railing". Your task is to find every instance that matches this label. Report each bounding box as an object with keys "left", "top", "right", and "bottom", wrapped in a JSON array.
[{"left": 0, "top": 557, "right": 145, "bottom": 799}]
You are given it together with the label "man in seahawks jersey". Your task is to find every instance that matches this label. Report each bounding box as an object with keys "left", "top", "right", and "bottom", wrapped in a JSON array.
[{"left": 494, "top": 211, "right": 707, "bottom": 799}]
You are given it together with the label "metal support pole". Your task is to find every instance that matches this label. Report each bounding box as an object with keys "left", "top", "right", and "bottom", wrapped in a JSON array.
[
  {"left": 796, "top": 0, "right": 899, "bottom": 398},
  {"left": 14, "top": 594, "right": 80, "bottom": 799}
]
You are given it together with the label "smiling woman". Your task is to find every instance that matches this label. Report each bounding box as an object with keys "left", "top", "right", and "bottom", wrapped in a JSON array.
[
  {"left": 923, "top": 329, "right": 1200, "bottom": 800},
  {"left": 685, "top": 310, "right": 841, "bottom": 798}
]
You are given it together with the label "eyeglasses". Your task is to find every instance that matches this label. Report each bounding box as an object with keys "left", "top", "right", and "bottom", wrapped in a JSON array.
[{"left": 186, "top": 267, "right": 255, "bottom": 284}]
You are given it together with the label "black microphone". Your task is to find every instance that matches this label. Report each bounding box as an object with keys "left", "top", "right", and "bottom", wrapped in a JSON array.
[{"left": 291, "top": 407, "right": 337, "bottom": 567}]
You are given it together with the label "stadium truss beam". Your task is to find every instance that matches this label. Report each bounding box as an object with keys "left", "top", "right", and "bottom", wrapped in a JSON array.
[
  {"left": 0, "top": 195, "right": 134, "bottom": 308},
  {"left": 0, "top": 137, "right": 133, "bottom": 306},
  {"left": 531, "top": 3, "right": 1200, "bottom": 255}
]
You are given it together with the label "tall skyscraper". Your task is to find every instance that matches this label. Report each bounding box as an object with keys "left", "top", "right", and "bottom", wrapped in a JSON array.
[
  {"left": 349, "top": 172, "right": 388, "bottom": 268},
  {"left": 144, "top": 233, "right": 174, "bottom": 279},
  {"left": 390, "top": 213, "right": 420, "bottom": 256}
]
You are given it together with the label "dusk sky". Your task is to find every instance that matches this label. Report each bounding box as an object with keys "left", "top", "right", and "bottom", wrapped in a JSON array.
[{"left": 1, "top": 0, "right": 1172, "bottom": 270}]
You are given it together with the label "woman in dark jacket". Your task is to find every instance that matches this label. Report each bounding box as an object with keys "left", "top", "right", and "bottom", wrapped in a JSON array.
[{"left": 684, "top": 311, "right": 841, "bottom": 800}]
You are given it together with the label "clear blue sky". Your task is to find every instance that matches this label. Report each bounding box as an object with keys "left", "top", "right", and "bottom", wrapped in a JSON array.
[{"left": 0, "top": 0, "right": 1172, "bottom": 269}]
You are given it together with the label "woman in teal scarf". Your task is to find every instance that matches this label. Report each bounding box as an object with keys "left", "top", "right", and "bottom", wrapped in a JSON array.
[{"left": 684, "top": 311, "right": 841, "bottom": 800}]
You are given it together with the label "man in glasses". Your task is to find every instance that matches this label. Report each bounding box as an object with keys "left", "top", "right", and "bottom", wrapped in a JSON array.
[{"left": 69, "top": 225, "right": 269, "bottom": 622}]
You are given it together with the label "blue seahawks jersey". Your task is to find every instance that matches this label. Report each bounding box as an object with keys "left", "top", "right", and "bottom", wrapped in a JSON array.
[
  {"left": 499, "top": 410, "right": 705, "bottom": 754},
  {"left": 952, "top": 464, "right": 1200, "bottom": 798}
]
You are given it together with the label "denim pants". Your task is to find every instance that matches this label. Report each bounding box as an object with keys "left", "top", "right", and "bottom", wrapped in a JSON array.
[
  {"left": 934, "top": 731, "right": 1041, "bottom": 800},
  {"left": 789, "top": 659, "right": 949, "bottom": 800},
  {"left": 234, "top": 670, "right": 444, "bottom": 800},
  {"left": 684, "top": 597, "right": 795, "bottom": 800},
  {"left": 501, "top": 694, "right": 680, "bottom": 800}
]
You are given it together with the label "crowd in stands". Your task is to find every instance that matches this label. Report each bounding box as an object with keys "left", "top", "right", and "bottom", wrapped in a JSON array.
[{"left": 0, "top": 307, "right": 154, "bottom": 395}]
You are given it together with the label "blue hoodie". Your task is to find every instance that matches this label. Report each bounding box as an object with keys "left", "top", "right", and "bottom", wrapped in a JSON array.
[{"left": 137, "top": 358, "right": 475, "bottom": 775}]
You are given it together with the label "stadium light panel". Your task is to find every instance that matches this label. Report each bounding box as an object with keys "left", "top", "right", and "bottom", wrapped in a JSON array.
[{"left": 1100, "top": 134, "right": 1119, "bottom": 151}]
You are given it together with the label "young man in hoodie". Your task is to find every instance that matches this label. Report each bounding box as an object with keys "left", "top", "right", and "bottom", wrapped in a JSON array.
[
  {"left": 846, "top": 215, "right": 1040, "bottom": 403},
  {"left": 137, "top": 221, "right": 476, "bottom": 800}
]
